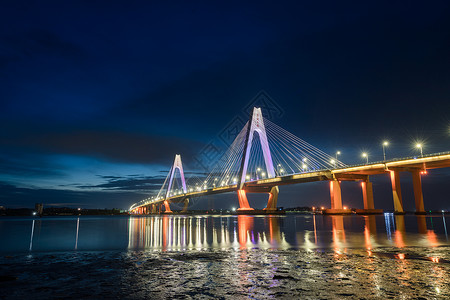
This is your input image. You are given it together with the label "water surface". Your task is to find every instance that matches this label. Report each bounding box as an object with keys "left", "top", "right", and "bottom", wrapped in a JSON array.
[{"left": 1, "top": 214, "right": 449, "bottom": 299}]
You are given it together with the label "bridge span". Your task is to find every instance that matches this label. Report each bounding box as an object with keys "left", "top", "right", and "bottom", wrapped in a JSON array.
[{"left": 130, "top": 108, "right": 450, "bottom": 215}]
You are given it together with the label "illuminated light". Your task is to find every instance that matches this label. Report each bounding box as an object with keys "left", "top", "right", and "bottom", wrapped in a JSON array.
[
  {"left": 32, "top": 212, "right": 37, "bottom": 216},
  {"left": 343, "top": 206, "right": 348, "bottom": 210},
  {"left": 416, "top": 143, "right": 422, "bottom": 148},
  {"left": 330, "top": 159, "right": 335, "bottom": 164},
  {"left": 232, "top": 207, "right": 236, "bottom": 212},
  {"left": 261, "top": 172, "right": 266, "bottom": 177},
  {"left": 383, "top": 141, "right": 389, "bottom": 146},
  {"left": 302, "top": 164, "right": 307, "bottom": 169},
  {"left": 77, "top": 208, "right": 81, "bottom": 211},
  {"left": 246, "top": 175, "right": 250, "bottom": 180},
  {"left": 431, "top": 257, "right": 440, "bottom": 263},
  {"left": 233, "top": 178, "right": 237, "bottom": 182},
  {"left": 337, "top": 151, "right": 341, "bottom": 155},
  {"left": 397, "top": 253, "right": 405, "bottom": 260},
  {"left": 362, "top": 152, "right": 369, "bottom": 164},
  {"left": 302, "top": 158, "right": 307, "bottom": 162},
  {"left": 257, "top": 167, "right": 261, "bottom": 171},
  {"left": 312, "top": 206, "right": 315, "bottom": 210},
  {"left": 321, "top": 206, "right": 325, "bottom": 210}
]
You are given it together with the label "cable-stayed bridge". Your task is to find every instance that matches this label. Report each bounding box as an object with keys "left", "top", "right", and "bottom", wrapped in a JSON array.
[{"left": 130, "top": 107, "right": 450, "bottom": 215}]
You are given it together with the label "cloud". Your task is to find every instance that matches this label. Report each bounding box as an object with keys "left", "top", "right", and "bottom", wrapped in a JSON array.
[
  {"left": 1, "top": 129, "right": 204, "bottom": 165},
  {"left": 76, "top": 175, "right": 167, "bottom": 191},
  {"left": 0, "top": 153, "right": 65, "bottom": 178}
]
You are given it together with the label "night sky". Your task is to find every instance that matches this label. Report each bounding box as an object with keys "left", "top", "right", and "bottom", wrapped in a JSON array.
[{"left": 1, "top": 1, "right": 450, "bottom": 211}]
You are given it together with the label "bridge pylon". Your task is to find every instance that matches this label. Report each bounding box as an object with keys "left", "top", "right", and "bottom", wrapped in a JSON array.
[
  {"left": 164, "top": 154, "right": 188, "bottom": 213},
  {"left": 237, "top": 107, "right": 279, "bottom": 211}
]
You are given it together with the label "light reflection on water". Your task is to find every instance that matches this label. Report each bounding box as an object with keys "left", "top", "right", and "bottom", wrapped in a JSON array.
[
  {"left": 127, "top": 215, "right": 290, "bottom": 251},
  {"left": 0, "top": 214, "right": 448, "bottom": 253}
]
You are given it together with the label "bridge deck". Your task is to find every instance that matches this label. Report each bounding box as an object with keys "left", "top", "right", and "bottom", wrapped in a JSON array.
[{"left": 132, "top": 152, "right": 450, "bottom": 210}]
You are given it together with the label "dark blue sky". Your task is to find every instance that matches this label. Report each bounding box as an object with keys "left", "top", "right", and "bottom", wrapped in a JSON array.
[{"left": 1, "top": 1, "right": 450, "bottom": 210}]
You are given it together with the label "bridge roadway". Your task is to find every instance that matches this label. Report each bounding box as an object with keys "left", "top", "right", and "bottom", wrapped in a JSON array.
[{"left": 133, "top": 152, "right": 450, "bottom": 214}]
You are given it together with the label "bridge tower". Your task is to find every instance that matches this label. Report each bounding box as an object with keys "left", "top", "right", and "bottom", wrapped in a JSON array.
[
  {"left": 164, "top": 154, "right": 188, "bottom": 213},
  {"left": 237, "top": 107, "right": 279, "bottom": 211}
]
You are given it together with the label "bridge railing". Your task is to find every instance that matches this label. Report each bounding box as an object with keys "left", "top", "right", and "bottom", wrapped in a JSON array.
[{"left": 337, "top": 150, "right": 450, "bottom": 169}]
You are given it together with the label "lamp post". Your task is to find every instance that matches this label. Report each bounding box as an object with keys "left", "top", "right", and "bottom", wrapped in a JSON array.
[
  {"left": 362, "top": 152, "right": 368, "bottom": 165},
  {"left": 382, "top": 141, "right": 389, "bottom": 161},
  {"left": 335, "top": 151, "right": 341, "bottom": 168},
  {"left": 416, "top": 143, "right": 423, "bottom": 157}
]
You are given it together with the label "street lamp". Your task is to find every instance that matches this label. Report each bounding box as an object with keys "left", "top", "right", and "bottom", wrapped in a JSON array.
[
  {"left": 362, "top": 152, "right": 368, "bottom": 165},
  {"left": 382, "top": 141, "right": 389, "bottom": 161},
  {"left": 330, "top": 159, "right": 335, "bottom": 169},
  {"left": 416, "top": 143, "right": 423, "bottom": 157},
  {"left": 277, "top": 164, "right": 283, "bottom": 176},
  {"left": 335, "top": 151, "right": 341, "bottom": 168}
]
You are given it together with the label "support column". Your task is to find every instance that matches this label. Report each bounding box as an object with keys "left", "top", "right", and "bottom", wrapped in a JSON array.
[
  {"left": 411, "top": 170, "right": 425, "bottom": 214},
  {"left": 389, "top": 170, "right": 404, "bottom": 213},
  {"left": 355, "top": 179, "right": 383, "bottom": 214},
  {"left": 182, "top": 199, "right": 189, "bottom": 213},
  {"left": 325, "top": 180, "right": 350, "bottom": 214},
  {"left": 361, "top": 180, "right": 374, "bottom": 210},
  {"left": 163, "top": 200, "right": 172, "bottom": 213},
  {"left": 330, "top": 180, "right": 342, "bottom": 209},
  {"left": 237, "top": 190, "right": 254, "bottom": 211},
  {"left": 264, "top": 186, "right": 279, "bottom": 211}
]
